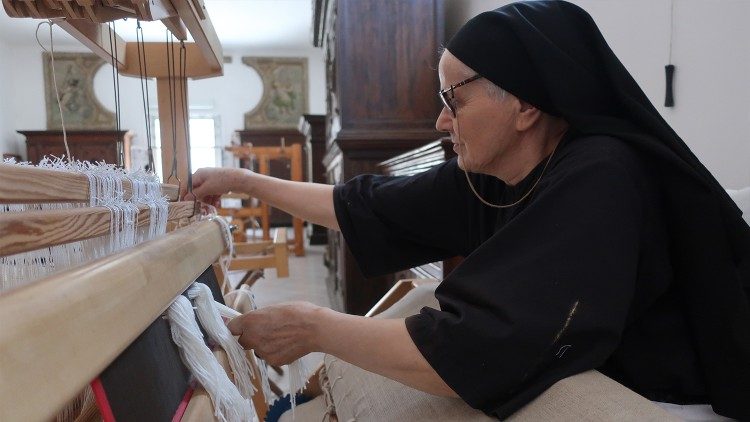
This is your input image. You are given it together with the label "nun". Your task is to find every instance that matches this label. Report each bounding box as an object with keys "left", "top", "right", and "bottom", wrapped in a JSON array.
[{"left": 189, "top": 1, "right": 750, "bottom": 419}]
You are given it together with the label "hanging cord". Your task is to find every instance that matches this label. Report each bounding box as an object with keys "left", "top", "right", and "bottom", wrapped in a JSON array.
[
  {"left": 165, "top": 31, "right": 181, "bottom": 192},
  {"left": 668, "top": 0, "right": 675, "bottom": 64},
  {"left": 457, "top": 111, "right": 558, "bottom": 209},
  {"left": 136, "top": 20, "right": 155, "bottom": 174},
  {"left": 108, "top": 22, "right": 123, "bottom": 166},
  {"left": 178, "top": 40, "right": 197, "bottom": 214},
  {"left": 35, "top": 20, "right": 72, "bottom": 161}
]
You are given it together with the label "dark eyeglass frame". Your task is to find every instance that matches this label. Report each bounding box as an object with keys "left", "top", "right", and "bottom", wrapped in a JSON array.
[{"left": 438, "top": 74, "right": 483, "bottom": 117}]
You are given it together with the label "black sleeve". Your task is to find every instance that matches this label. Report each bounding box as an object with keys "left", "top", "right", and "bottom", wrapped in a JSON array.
[
  {"left": 405, "top": 154, "right": 645, "bottom": 418},
  {"left": 333, "top": 159, "right": 473, "bottom": 277}
]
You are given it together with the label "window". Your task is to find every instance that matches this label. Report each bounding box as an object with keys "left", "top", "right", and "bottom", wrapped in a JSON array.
[{"left": 151, "top": 114, "right": 222, "bottom": 180}]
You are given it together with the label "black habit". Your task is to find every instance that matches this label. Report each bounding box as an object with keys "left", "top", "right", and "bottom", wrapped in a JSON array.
[{"left": 334, "top": 1, "right": 750, "bottom": 420}]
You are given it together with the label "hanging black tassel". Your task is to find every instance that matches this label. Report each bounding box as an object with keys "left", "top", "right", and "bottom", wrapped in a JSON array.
[{"left": 664, "top": 64, "right": 675, "bottom": 107}]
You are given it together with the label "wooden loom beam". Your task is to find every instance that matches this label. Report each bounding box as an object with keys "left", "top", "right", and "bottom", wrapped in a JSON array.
[
  {"left": 0, "top": 163, "right": 179, "bottom": 203},
  {"left": 54, "top": 19, "right": 127, "bottom": 68},
  {"left": 0, "top": 219, "right": 226, "bottom": 421},
  {"left": 4, "top": 0, "right": 223, "bottom": 185},
  {"left": 0, "top": 201, "right": 195, "bottom": 258}
]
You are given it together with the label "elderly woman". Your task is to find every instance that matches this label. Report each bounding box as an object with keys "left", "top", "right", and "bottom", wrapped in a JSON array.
[{"left": 189, "top": 1, "right": 750, "bottom": 419}]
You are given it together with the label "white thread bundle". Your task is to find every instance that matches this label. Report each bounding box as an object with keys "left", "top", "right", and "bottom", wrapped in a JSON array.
[
  {"left": 210, "top": 215, "right": 235, "bottom": 291},
  {"left": 215, "top": 298, "right": 274, "bottom": 406},
  {"left": 215, "top": 292, "right": 307, "bottom": 410},
  {"left": 187, "top": 283, "right": 257, "bottom": 401},
  {"left": 167, "top": 296, "right": 254, "bottom": 422},
  {"left": 235, "top": 288, "right": 275, "bottom": 405}
]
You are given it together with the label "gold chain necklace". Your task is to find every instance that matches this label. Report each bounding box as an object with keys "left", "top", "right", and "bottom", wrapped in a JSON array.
[{"left": 456, "top": 116, "right": 560, "bottom": 209}]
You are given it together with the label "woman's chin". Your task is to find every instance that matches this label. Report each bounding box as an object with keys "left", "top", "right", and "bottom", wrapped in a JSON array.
[{"left": 457, "top": 156, "right": 468, "bottom": 171}]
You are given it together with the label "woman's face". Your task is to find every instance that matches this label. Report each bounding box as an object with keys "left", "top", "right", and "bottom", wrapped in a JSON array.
[{"left": 436, "top": 52, "right": 523, "bottom": 178}]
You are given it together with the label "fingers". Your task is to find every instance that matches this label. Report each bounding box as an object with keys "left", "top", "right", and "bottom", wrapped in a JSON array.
[{"left": 227, "top": 315, "right": 244, "bottom": 336}]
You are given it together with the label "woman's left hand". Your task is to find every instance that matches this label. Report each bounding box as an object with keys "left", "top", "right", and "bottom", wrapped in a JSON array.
[{"left": 226, "top": 301, "right": 324, "bottom": 366}]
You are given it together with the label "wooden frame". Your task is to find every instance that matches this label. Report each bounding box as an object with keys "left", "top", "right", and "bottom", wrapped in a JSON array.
[
  {"left": 0, "top": 201, "right": 195, "bottom": 257},
  {"left": 226, "top": 144, "right": 305, "bottom": 256},
  {"left": 4, "top": 0, "right": 224, "bottom": 184},
  {"left": 217, "top": 192, "right": 270, "bottom": 242},
  {"left": 0, "top": 5, "right": 265, "bottom": 420},
  {"left": 364, "top": 279, "right": 437, "bottom": 318},
  {"left": 229, "top": 228, "right": 290, "bottom": 278},
  {"left": 0, "top": 220, "right": 225, "bottom": 421},
  {"left": 0, "top": 163, "right": 178, "bottom": 203}
]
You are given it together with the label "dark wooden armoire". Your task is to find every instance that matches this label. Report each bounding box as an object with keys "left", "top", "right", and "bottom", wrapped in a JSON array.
[
  {"left": 21, "top": 130, "right": 130, "bottom": 167},
  {"left": 235, "top": 128, "right": 308, "bottom": 227},
  {"left": 314, "top": 0, "right": 445, "bottom": 314},
  {"left": 299, "top": 114, "right": 329, "bottom": 245},
  {"left": 379, "top": 138, "right": 463, "bottom": 281}
]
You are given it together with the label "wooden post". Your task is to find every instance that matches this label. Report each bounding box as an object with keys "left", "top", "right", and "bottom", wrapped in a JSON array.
[
  {"left": 290, "top": 144, "right": 305, "bottom": 256},
  {"left": 157, "top": 76, "right": 190, "bottom": 187},
  {"left": 258, "top": 156, "right": 271, "bottom": 241}
]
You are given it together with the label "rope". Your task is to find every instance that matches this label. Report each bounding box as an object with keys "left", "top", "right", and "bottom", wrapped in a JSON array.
[{"left": 35, "top": 21, "right": 71, "bottom": 161}]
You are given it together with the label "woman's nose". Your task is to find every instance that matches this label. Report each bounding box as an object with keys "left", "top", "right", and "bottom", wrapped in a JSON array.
[{"left": 435, "top": 107, "right": 454, "bottom": 133}]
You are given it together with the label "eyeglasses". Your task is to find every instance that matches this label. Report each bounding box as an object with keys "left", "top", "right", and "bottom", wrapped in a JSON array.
[{"left": 438, "top": 74, "right": 482, "bottom": 117}]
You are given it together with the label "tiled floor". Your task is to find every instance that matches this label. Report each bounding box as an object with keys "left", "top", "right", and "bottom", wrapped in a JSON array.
[{"left": 228, "top": 233, "right": 330, "bottom": 394}]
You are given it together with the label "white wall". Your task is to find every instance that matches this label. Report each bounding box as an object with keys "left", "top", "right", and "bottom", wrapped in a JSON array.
[
  {"left": 0, "top": 40, "right": 15, "bottom": 157},
  {"left": 0, "top": 33, "right": 325, "bottom": 170},
  {"left": 444, "top": 0, "right": 750, "bottom": 189}
]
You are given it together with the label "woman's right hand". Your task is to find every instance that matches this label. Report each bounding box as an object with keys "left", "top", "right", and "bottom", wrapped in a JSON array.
[{"left": 183, "top": 167, "right": 252, "bottom": 206}]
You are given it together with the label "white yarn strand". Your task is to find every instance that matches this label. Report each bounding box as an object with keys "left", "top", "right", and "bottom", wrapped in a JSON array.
[
  {"left": 187, "top": 283, "right": 258, "bottom": 401},
  {"left": 214, "top": 293, "right": 275, "bottom": 406},
  {"left": 167, "top": 296, "right": 254, "bottom": 422},
  {"left": 210, "top": 215, "right": 235, "bottom": 290}
]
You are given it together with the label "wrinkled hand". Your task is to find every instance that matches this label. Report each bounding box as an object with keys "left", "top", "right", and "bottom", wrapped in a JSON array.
[
  {"left": 227, "top": 301, "right": 323, "bottom": 366},
  {"left": 182, "top": 167, "right": 251, "bottom": 205}
]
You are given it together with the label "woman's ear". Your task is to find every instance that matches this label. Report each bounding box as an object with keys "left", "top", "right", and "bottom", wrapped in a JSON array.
[{"left": 515, "top": 100, "right": 542, "bottom": 131}]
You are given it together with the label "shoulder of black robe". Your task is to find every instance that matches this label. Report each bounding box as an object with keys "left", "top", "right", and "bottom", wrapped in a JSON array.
[
  {"left": 406, "top": 134, "right": 654, "bottom": 418},
  {"left": 333, "top": 159, "right": 500, "bottom": 277},
  {"left": 447, "top": 1, "right": 750, "bottom": 418}
]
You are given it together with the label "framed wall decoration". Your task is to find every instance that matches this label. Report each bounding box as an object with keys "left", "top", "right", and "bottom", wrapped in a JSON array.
[
  {"left": 242, "top": 57, "right": 308, "bottom": 129},
  {"left": 43, "top": 52, "right": 116, "bottom": 130}
]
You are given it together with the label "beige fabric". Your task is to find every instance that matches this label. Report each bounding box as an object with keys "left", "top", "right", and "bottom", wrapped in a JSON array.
[
  {"left": 508, "top": 371, "right": 678, "bottom": 421},
  {"left": 324, "top": 355, "right": 494, "bottom": 421},
  {"left": 279, "top": 396, "right": 330, "bottom": 422},
  {"left": 286, "top": 280, "right": 679, "bottom": 421},
  {"left": 323, "top": 282, "right": 492, "bottom": 421}
]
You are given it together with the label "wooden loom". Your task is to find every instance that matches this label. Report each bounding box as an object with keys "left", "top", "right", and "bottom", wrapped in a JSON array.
[
  {"left": 0, "top": 173, "right": 274, "bottom": 420},
  {"left": 225, "top": 143, "right": 306, "bottom": 257},
  {"left": 0, "top": 2, "right": 280, "bottom": 420},
  {"left": 3, "top": 0, "right": 222, "bottom": 184}
]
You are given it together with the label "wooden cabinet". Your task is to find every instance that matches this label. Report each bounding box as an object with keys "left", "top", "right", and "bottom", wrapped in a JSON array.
[
  {"left": 21, "top": 130, "right": 130, "bottom": 167},
  {"left": 379, "top": 138, "right": 463, "bottom": 281},
  {"left": 234, "top": 128, "right": 308, "bottom": 227},
  {"left": 299, "top": 114, "right": 328, "bottom": 245},
  {"left": 314, "top": 0, "right": 445, "bottom": 314}
]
